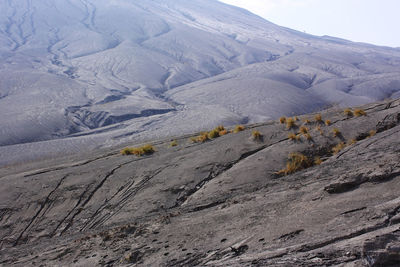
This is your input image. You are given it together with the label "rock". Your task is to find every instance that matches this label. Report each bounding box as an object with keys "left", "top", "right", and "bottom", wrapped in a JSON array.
[{"left": 0, "top": 99, "right": 400, "bottom": 266}]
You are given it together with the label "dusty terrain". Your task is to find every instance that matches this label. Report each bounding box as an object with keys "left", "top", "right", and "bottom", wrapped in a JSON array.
[{"left": 1, "top": 98, "right": 400, "bottom": 266}]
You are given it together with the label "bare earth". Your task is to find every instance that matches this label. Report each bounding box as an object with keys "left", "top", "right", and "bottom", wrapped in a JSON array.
[{"left": 1, "top": 98, "right": 400, "bottom": 266}]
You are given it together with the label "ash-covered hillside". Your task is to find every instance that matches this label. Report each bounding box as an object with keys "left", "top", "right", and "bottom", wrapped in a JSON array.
[
  {"left": 1, "top": 0, "right": 400, "bottom": 165},
  {"left": 1, "top": 98, "right": 399, "bottom": 266}
]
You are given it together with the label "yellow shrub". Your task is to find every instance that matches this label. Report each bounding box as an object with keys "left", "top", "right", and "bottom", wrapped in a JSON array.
[
  {"left": 191, "top": 132, "right": 209, "bottom": 143},
  {"left": 286, "top": 117, "right": 296, "bottom": 129},
  {"left": 252, "top": 130, "right": 262, "bottom": 141},
  {"left": 316, "top": 126, "right": 324, "bottom": 136},
  {"left": 332, "top": 142, "right": 346, "bottom": 154},
  {"left": 294, "top": 116, "right": 299, "bottom": 121},
  {"left": 207, "top": 129, "right": 220, "bottom": 139},
  {"left": 305, "top": 133, "right": 312, "bottom": 141},
  {"left": 169, "top": 140, "right": 178, "bottom": 147},
  {"left": 325, "top": 120, "right": 331, "bottom": 126},
  {"left": 121, "top": 144, "right": 155, "bottom": 156},
  {"left": 344, "top": 108, "right": 353, "bottom": 117},
  {"left": 219, "top": 129, "right": 228, "bottom": 136},
  {"left": 368, "top": 130, "right": 376, "bottom": 137},
  {"left": 347, "top": 139, "right": 357, "bottom": 145},
  {"left": 314, "top": 157, "right": 323, "bottom": 165},
  {"left": 279, "top": 117, "right": 286, "bottom": 124},
  {"left": 233, "top": 125, "right": 245, "bottom": 133},
  {"left": 314, "top": 114, "right": 323, "bottom": 122},
  {"left": 288, "top": 132, "right": 297, "bottom": 140},
  {"left": 354, "top": 109, "right": 366, "bottom": 117},
  {"left": 332, "top": 128, "right": 341, "bottom": 137},
  {"left": 303, "top": 119, "right": 311, "bottom": 124},
  {"left": 299, "top": 126, "right": 309, "bottom": 134},
  {"left": 276, "top": 152, "right": 312, "bottom": 176}
]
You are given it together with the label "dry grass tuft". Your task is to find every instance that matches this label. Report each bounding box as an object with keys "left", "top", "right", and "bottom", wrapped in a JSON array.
[
  {"left": 354, "top": 109, "right": 366, "bottom": 117},
  {"left": 288, "top": 132, "right": 297, "bottom": 140},
  {"left": 169, "top": 140, "right": 178, "bottom": 147},
  {"left": 344, "top": 108, "right": 353, "bottom": 117},
  {"left": 252, "top": 130, "right": 262, "bottom": 141},
  {"left": 303, "top": 119, "right": 311, "bottom": 124},
  {"left": 286, "top": 117, "right": 296, "bottom": 130},
  {"left": 279, "top": 117, "right": 286, "bottom": 124},
  {"left": 314, "top": 114, "right": 323, "bottom": 123},
  {"left": 332, "top": 142, "right": 346, "bottom": 154},
  {"left": 332, "top": 128, "right": 341, "bottom": 137},
  {"left": 348, "top": 139, "right": 357, "bottom": 145},
  {"left": 294, "top": 116, "right": 299, "bottom": 121},
  {"left": 316, "top": 126, "right": 324, "bottom": 136},
  {"left": 233, "top": 125, "right": 245, "bottom": 133},
  {"left": 121, "top": 144, "right": 155, "bottom": 156},
  {"left": 299, "top": 126, "right": 309, "bottom": 134},
  {"left": 314, "top": 157, "right": 323, "bottom": 165},
  {"left": 219, "top": 129, "right": 228, "bottom": 136},
  {"left": 191, "top": 132, "right": 209, "bottom": 143},
  {"left": 276, "top": 152, "right": 312, "bottom": 176},
  {"left": 304, "top": 133, "right": 312, "bottom": 141},
  {"left": 368, "top": 130, "right": 376, "bottom": 137},
  {"left": 325, "top": 120, "right": 331, "bottom": 126}
]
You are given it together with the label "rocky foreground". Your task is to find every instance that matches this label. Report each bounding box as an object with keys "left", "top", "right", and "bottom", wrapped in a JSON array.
[{"left": 1, "top": 98, "right": 400, "bottom": 266}]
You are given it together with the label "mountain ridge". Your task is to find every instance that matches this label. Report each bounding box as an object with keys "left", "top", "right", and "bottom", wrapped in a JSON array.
[{"left": 0, "top": 0, "right": 400, "bottom": 166}]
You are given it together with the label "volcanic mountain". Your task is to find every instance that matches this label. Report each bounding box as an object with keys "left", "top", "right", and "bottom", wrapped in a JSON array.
[{"left": 1, "top": 0, "right": 400, "bottom": 165}]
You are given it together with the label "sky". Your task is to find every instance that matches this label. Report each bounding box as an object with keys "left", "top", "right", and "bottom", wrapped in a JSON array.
[{"left": 219, "top": 0, "right": 400, "bottom": 48}]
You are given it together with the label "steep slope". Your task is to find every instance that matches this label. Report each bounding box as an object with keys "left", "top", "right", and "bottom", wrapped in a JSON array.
[
  {"left": 1, "top": 98, "right": 400, "bottom": 266},
  {"left": 1, "top": 0, "right": 400, "bottom": 166}
]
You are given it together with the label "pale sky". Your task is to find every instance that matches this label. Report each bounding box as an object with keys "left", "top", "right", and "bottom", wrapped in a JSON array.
[{"left": 219, "top": 0, "right": 400, "bottom": 48}]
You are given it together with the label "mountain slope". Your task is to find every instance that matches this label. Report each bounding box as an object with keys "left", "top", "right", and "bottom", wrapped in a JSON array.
[
  {"left": 1, "top": 0, "right": 400, "bottom": 166},
  {"left": 1, "top": 98, "right": 400, "bottom": 266}
]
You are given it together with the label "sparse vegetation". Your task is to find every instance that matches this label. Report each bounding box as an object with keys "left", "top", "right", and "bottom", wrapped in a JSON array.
[
  {"left": 219, "top": 129, "right": 228, "bottom": 136},
  {"left": 354, "top": 109, "right": 366, "bottom": 117},
  {"left": 348, "top": 139, "right": 357, "bottom": 145},
  {"left": 252, "top": 130, "right": 262, "bottom": 141},
  {"left": 208, "top": 129, "right": 220, "bottom": 139},
  {"left": 299, "top": 126, "right": 309, "bottom": 134},
  {"left": 314, "top": 157, "right": 323, "bottom": 165},
  {"left": 294, "top": 116, "right": 299, "bottom": 121},
  {"left": 279, "top": 117, "right": 286, "bottom": 124},
  {"left": 286, "top": 117, "right": 297, "bottom": 130},
  {"left": 121, "top": 144, "right": 155, "bottom": 156},
  {"left": 332, "top": 128, "right": 341, "bottom": 137},
  {"left": 191, "top": 132, "right": 209, "bottom": 143},
  {"left": 304, "top": 133, "right": 312, "bottom": 141},
  {"left": 276, "top": 152, "right": 312, "bottom": 176},
  {"left": 332, "top": 142, "right": 346, "bottom": 155},
  {"left": 368, "top": 130, "right": 376, "bottom": 137},
  {"left": 233, "top": 125, "right": 245, "bottom": 133},
  {"left": 325, "top": 120, "right": 331, "bottom": 126},
  {"left": 303, "top": 119, "right": 311, "bottom": 124},
  {"left": 169, "top": 140, "right": 178, "bottom": 147},
  {"left": 316, "top": 126, "right": 324, "bottom": 135},
  {"left": 288, "top": 132, "right": 297, "bottom": 140},
  {"left": 344, "top": 108, "right": 353, "bottom": 117},
  {"left": 314, "top": 114, "right": 323, "bottom": 123}
]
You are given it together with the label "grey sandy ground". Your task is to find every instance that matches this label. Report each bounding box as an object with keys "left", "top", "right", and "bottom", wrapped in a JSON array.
[{"left": 1, "top": 99, "right": 400, "bottom": 266}]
